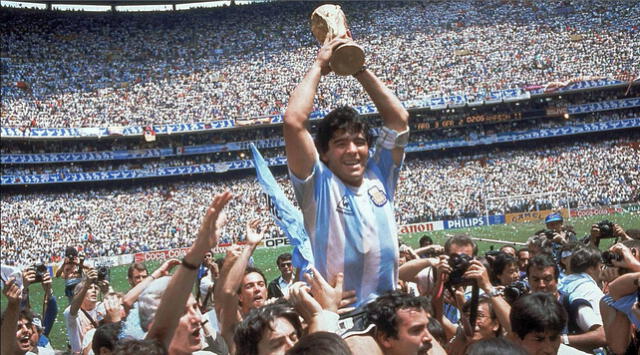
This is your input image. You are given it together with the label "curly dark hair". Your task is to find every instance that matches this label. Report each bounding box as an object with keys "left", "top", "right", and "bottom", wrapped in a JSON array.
[
  {"left": 510, "top": 293, "right": 567, "bottom": 340},
  {"left": 315, "top": 106, "right": 372, "bottom": 155},
  {"left": 364, "top": 290, "right": 430, "bottom": 339},
  {"left": 234, "top": 300, "right": 303, "bottom": 355}
]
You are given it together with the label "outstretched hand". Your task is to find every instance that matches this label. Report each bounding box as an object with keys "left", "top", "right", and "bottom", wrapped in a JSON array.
[
  {"left": 197, "top": 191, "right": 233, "bottom": 250},
  {"left": 245, "top": 218, "right": 265, "bottom": 247}
]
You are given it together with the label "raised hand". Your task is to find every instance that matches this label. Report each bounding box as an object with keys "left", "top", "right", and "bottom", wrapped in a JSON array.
[
  {"left": 152, "top": 258, "right": 181, "bottom": 279},
  {"left": 304, "top": 267, "right": 343, "bottom": 313},
  {"left": 245, "top": 218, "right": 265, "bottom": 247},
  {"left": 2, "top": 278, "right": 22, "bottom": 305},
  {"left": 197, "top": 191, "right": 233, "bottom": 249}
]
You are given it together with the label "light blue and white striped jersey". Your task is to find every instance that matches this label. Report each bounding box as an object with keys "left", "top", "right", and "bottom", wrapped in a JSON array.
[{"left": 290, "top": 147, "right": 402, "bottom": 308}]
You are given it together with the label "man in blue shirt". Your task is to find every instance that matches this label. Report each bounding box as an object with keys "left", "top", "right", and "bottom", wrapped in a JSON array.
[{"left": 284, "top": 36, "right": 409, "bottom": 309}]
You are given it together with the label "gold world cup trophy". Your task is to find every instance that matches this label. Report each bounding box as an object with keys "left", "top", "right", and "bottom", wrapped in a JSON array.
[{"left": 310, "top": 4, "right": 365, "bottom": 76}]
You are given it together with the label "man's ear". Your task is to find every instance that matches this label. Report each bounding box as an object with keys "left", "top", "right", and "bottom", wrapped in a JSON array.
[{"left": 374, "top": 329, "right": 393, "bottom": 350}]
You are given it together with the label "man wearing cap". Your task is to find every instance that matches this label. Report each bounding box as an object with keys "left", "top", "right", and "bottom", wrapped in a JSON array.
[{"left": 545, "top": 212, "right": 564, "bottom": 232}]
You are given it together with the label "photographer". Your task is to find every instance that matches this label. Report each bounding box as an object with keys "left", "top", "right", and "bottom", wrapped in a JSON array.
[
  {"left": 557, "top": 247, "right": 607, "bottom": 352},
  {"left": 56, "top": 247, "right": 86, "bottom": 303},
  {"left": 63, "top": 268, "right": 106, "bottom": 355},
  {"left": 20, "top": 265, "right": 57, "bottom": 349},
  {"left": 1, "top": 278, "right": 56, "bottom": 355},
  {"left": 600, "top": 240, "right": 640, "bottom": 354},
  {"left": 587, "top": 220, "right": 631, "bottom": 248}
]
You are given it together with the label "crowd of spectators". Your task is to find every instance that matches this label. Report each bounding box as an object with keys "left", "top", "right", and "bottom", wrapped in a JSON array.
[
  {"left": 1, "top": 0, "right": 638, "bottom": 128},
  {"left": 3, "top": 211, "right": 639, "bottom": 355},
  {"left": 2, "top": 137, "right": 637, "bottom": 267}
]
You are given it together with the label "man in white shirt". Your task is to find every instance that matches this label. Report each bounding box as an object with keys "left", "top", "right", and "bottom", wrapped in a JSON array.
[{"left": 63, "top": 269, "right": 105, "bottom": 354}]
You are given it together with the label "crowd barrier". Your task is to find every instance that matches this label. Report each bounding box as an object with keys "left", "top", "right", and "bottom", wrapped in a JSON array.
[
  {"left": 505, "top": 209, "right": 570, "bottom": 224},
  {"left": 1, "top": 79, "right": 634, "bottom": 139}
]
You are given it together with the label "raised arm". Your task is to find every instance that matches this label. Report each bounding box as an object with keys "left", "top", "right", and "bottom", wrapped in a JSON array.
[
  {"left": 284, "top": 38, "right": 349, "bottom": 179},
  {"left": 354, "top": 66, "right": 409, "bottom": 164},
  {"left": 146, "top": 192, "right": 231, "bottom": 348},
  {"left": 70, "top": 269, "right": 97, "bottom": 316},
  {"left": 122, "top": 259, "right": 180, "bottom": 310},
  {"left": 215, "top": 219, "right": 264, "bottom": 352},
  {"left": 1, "top": 279, "right": 21, "bottom": 355}
]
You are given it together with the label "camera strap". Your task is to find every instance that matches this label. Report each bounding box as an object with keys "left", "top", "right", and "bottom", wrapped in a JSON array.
[
  {"left": 81, "top": 308, "right": 99, "bottom": 329},
  {"left": 447, "top": 281, "right": 479, "bottom": 338}
]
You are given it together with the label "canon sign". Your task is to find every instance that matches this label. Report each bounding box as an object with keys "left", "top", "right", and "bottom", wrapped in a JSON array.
[{"left": 398, "top": 221, "right": 444, "bottom": 234}]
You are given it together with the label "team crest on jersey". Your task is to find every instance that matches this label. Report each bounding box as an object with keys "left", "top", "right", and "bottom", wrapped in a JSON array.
[
  {"left": 368, "top": 186, "right": 388, "bottom": 207},
  {"left": 336, "top": 195, "right": 354, "bottom": 215}
]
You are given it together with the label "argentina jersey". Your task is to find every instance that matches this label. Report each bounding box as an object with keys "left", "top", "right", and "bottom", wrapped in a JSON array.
[{"left": 290, "top": 146, "right": 402, "bottom": 308}]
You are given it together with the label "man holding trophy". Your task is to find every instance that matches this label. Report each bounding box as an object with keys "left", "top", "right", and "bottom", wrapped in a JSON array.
[{"left": 284, "top": 4, "right": 418, "bottom": 352}]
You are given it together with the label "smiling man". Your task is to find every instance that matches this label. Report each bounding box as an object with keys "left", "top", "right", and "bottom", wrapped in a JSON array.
[
  {"left": 284, "top": 37, "right": 409, "bottom": 310},
  {"left": 63, "top": 269, "right": 105, "bottom": 355}
]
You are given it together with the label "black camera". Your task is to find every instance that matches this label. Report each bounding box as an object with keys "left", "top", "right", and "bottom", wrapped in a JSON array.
[
  {"left": 542, "top": 229, "right": 556, "bottom": 239},
  {"left": 597, "top": 220, "right": 615, "bottom": 239},
  {"left": 601, "top": 251, "right": 622, "bottom": 267},
  {"left": 96, "top": 266, "right": 110, "bottom": 282},
  {"left": 447, "top": 253, "right": 473, "bottom": 287},
  {"left": 503, "top": 281, "right": 530, "bottom": 305},
  {"left": 32, "top": 264, "right": 48, "bottom": 283}
]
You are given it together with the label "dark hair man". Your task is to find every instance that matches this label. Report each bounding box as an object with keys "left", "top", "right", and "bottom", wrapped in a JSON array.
[
  {"left": 365, "top": 291, "right": 446, "bottom": 355},
  {"left": 127, "top": 263, "right": 149, "bottom": 288},
  {"left": 268, "top": 253, "right": 294, "bottom": 299},
  {"left": 283, "top": 35, "right": 409, "bottom": 309},
  {"left": 234, "top": 301, "right": 303, "bottom": 355},
  {"left": 509, "top": 292, "right": 594, "bottom": 355}
]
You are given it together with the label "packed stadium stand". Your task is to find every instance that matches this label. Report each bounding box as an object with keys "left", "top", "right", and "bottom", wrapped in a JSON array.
[{"left": 1, "top": 0, "right": 638, "bottom": 267}]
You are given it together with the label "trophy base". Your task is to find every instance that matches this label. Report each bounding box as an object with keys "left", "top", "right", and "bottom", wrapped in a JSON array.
[{"left": 330, "top": 44, "right": 365, "bottom": 76}]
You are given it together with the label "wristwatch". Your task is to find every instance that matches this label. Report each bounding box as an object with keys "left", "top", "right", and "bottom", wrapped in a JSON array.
[{"left": 487, "top": 287, "right": 502, "bottom": 298}]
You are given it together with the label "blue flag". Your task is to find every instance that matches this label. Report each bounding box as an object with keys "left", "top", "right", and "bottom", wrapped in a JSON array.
[{"left": 250, "top": 144, "right": 314, "bottom": 272}]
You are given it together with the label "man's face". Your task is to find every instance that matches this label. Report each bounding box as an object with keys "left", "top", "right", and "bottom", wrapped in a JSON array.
[
  {"left": 381, "top": 308, "right": 433, "bottom": 355},
  {"left": 449, "top": 243, "right": 474, "bottom": 257},
  {"left": 518, "top": 251, "right": 530, "bottom": 272},
  {"left": 239, "top": 272, "right": 267, "bottom": 312},
  {"left": 467, "top": 302, "right": 499, "bottom": 341},
  {"left": 528, "top": 266, "right": 558, "bottom": 296},
  {"left": 256, "top": 317, "right": 299, "bottom": 355},
  {"left": 128, "top": 268, "right": 148, "bottom": 287},
  {"left": 83, "top": 283, "right": 100, "bottom": 308},
  {"left": 170, "top": 296, "right": 204, "bottom": 354},
  {"left": 516, "top": 330, "right": 561, "bottom": 355},
  {"left": 320, "top": 129, "right": 369, "bottom": 187},
  {"left": 278, "top": 259, "right": 293, "bottom": 279},
  {"left": 15, "top": 317, "right": 38, "bottom": 352},
  {"left": 546, "top": 221, "right": 563, "bottom": 232},
  {"left": 501, "top": 246, "right": 517, "bottom": 257},
  {"left": 498, "top": 263, "right": 520, "bottom": 286}
]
